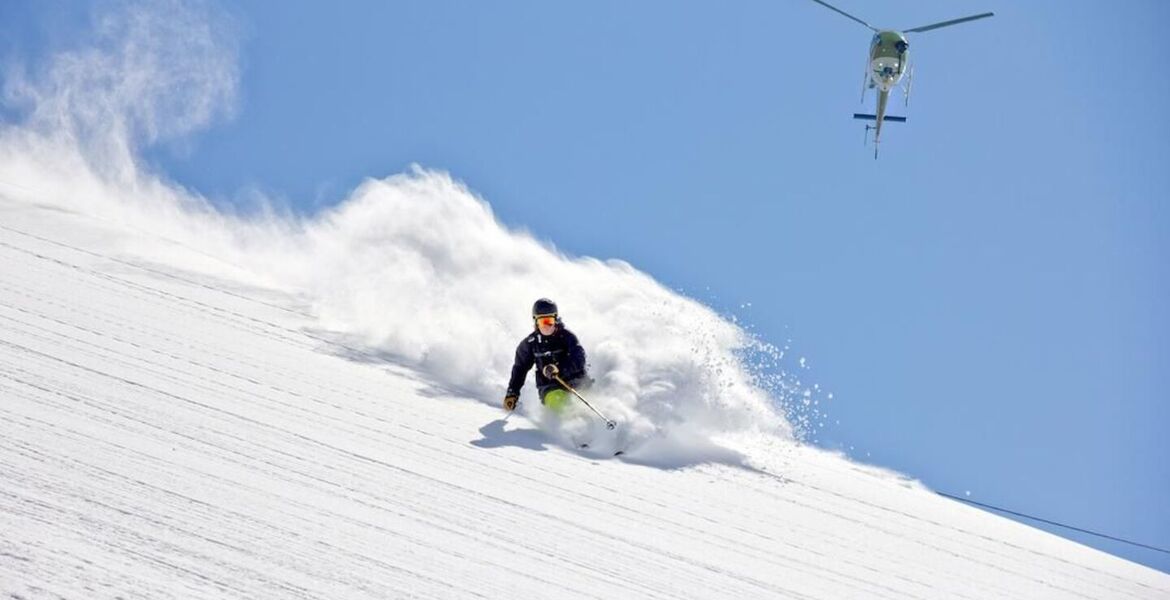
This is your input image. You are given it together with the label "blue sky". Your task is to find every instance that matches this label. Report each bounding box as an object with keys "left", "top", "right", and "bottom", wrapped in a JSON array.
[{"left": 4, "top": 0, "right": 1167, "bottom": 572}]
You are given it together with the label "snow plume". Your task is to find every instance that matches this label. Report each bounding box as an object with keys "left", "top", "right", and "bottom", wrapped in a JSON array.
[
  {"left": 0, "top": 1, "right": 809, "bottom": 466},
  {"left": 279, "top": 172, "right": 798, "bottom": 464},
  {"left": 2, "top": 0, "right": 239, "bottom": 183}
]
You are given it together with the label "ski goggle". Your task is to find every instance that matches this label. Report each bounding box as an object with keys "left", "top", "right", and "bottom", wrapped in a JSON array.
[{"left": 534, "top": 314, "right": 557, "bottom": 327}]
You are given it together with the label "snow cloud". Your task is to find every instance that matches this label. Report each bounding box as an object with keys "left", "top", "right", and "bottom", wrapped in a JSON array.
[
  {"left": 3, "top": 0, "right": 239, "bottom": 180},
  {"left": 0, "top": 0, "right": 815, "bottom": 466}
]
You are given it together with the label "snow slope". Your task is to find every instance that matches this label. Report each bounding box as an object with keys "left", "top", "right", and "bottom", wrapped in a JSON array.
[
  {"left": 2, "top": 194, "right": 1168, "bottom": 599},
  {"left": 1, "top": 4, "right": 1167, "bottom": 594}
]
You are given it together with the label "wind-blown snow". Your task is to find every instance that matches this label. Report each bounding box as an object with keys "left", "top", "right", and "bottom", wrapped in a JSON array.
[
  {"left": 0, "top": 0, "right": 801, "bottom": 467},
  {"left": 2, "top": 2, "right": 1168, "bottom": 597}
]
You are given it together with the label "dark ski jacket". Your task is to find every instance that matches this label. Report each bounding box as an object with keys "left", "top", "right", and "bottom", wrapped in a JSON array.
[{"left": 506, "top": 324, "right": 587, "bottom": 399}]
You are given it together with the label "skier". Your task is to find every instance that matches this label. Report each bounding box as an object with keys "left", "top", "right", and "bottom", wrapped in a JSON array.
[{"left": 502, "top": 298, "right": 588, "bottom": 414}]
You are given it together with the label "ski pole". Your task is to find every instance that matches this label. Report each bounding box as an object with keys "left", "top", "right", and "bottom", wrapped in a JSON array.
[{"left": 552, "top": 374, "right": 615, "bottom": 430}]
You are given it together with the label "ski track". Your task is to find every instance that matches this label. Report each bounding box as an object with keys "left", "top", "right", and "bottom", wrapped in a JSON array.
[{"left": 2, "top": 201, "right": 1168, "bottom": 599}]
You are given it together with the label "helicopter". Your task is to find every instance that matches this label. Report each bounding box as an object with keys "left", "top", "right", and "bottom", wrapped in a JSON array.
[{"left": 810, "top": 0, "right": 993, "bottom": 158}]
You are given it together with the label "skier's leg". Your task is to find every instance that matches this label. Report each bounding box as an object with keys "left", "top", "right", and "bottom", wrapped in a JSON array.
[
  {"left": 541, "top": 389, "right": 571, "bottom": 415},
  {"left": 568, "top": 376, "right": 593, "bottom": 394},
  {"left": 540, "top": 388, "right": 585, "bottom": 447}
]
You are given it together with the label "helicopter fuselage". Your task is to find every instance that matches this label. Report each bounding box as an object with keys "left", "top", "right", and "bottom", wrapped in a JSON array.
[{"left": 868, "top": 30, "right": 910, "bottom": 92}]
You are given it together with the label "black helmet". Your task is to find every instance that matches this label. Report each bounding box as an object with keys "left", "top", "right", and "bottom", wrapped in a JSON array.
[{"left": 532, "top": 298, "right": 558, "bottom": 318}]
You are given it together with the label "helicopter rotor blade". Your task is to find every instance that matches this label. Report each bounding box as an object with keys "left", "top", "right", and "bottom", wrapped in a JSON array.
[
  {"left": 903, "top": 12, "right": 994, "bottom": 34},
  {"left": 809, "top": 0, "right": 877, "bottom": 31}
]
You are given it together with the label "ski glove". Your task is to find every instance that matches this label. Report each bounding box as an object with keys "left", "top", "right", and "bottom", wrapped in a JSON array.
[
  {"left": 503, "top": 395, "right": 518, "bottom": 411},
  {"left": 542, "top": 363, "right": 559, "bottom": 378}
]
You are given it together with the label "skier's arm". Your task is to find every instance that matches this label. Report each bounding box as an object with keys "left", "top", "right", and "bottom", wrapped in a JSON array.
[
  {"left": 506, "top": 340, "right": 533, "bottom": 397},
  {"left": 563, "top": 331, "right": 587, "bottom": 379}
]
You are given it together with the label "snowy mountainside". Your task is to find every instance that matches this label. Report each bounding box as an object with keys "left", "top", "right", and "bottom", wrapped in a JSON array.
[
  {"left": 3, "top": 2, "right": 1167, "bottom": 595},
  {"left": 2, "top": 195, "right": 1167, "bottom": 599}
]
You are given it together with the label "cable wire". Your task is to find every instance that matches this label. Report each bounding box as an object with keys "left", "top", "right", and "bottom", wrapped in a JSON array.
[{"left": 937, "top": 491, "right": 1170, "bottom": 555}]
